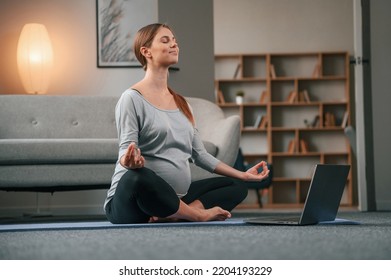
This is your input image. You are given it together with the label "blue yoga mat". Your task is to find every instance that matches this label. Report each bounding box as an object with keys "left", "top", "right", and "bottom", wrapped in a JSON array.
[{"left": 0, "top": 218, "right": 246, "bottom": 232}]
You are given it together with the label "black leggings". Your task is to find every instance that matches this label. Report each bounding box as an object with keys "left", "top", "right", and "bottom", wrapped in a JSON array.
[{"left": 105, "top": 167, "right": 248, "bottom": 224}]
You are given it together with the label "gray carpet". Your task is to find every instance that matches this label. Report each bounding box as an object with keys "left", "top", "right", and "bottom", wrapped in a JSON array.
[{"left": 1, "top": 211, "right": 390, "bottom": 260}]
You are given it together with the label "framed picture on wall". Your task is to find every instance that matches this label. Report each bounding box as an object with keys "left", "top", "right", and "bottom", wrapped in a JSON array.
[{"left": 96, "top": 0, "right": 158, "bottom": 68}]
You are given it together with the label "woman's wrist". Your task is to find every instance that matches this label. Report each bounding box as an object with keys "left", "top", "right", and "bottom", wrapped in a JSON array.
[{"left": 119, "top": 156, "right": 129, "bottom": 169}]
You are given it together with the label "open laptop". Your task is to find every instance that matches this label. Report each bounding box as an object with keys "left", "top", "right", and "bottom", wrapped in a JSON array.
[{"left": 245, "top": 164, "right": 351, "bottom": 226}]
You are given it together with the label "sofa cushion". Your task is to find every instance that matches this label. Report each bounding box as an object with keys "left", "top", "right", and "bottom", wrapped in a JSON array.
[
  {"left": 0, "top": 139, "right": 217, "bottom": 165},
  {"left": 0, "top": 139, "right": 118, "bottom": 165},
  {"left": 0, "top": 95, "right": 118, "bottom": 139}
]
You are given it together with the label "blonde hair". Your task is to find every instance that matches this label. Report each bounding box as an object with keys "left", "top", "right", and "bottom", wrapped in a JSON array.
[{"left": 133, "top": 23, "right": 194, "bottom": 126}]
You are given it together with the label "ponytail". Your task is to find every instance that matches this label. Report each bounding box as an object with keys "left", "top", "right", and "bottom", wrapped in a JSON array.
[{"left": 168, "top": 87, "right": 195, "bottom": 126}]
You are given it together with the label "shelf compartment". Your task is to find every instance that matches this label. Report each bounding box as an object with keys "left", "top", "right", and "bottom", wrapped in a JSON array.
[
  {"left": 322, "top": 53, "right": 347, "bottom": 77},
  {"left": 218, "top": 81, "right": 267, "bottom": 103},
  {"left": 271, "top": 106, "right": 319, "bottom": 128},
  {"left": 271, "top": 156, "right": 319, "bottom": 178},
  {"left": 242, "top": 106, "right": 267, "bottom": 129},
  {"left": 240, "top": 132, "right": 268, "bottom": 155},
  {"left": 270, "top": 54, "right": 319, "bottom": 78},
  {"left": 298, "top": 80, "right": 347, "bottom": 102},
  {"left": 272, "top": 130, "right": 296, "bottom": 153},
  {"left": 215, "top": 55, "right": 241, "bottom": 80},
  {"left": 322, "top": 103, "right": 349, "bottom": 127},
  {"left": 243, "top": 55, "right": 267, "bottom": 79},
  {"left": 299, "top": 130, "right": 349, "bottom": 153},
  {"left": 270, "top": 80, "right": 295, "bottom": 102}
]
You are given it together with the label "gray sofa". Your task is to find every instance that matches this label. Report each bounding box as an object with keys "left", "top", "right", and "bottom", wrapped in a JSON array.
[{"left": 0, "top": 95, "right": 240, "bottom": 193}]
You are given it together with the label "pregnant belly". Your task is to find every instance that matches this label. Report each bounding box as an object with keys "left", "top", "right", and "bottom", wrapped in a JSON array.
[{"left": 145, "top": 157, "right": 191, "bottom": 196}]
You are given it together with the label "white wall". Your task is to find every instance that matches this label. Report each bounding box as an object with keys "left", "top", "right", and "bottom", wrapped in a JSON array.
[{"left": 214, "top": 0, "right": 354, "bottom": 54}]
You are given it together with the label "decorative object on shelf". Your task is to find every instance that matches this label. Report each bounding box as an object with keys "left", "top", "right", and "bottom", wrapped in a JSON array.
[
  {"left": 235, "top": 91, "right": 245, "bottom": 104},
  {"left": 304, "top": 115, "right": 320, "bottom": 128},
  {"left": 17, "top": 23, "right": 53, "bottom": 94},
  {"left": 96, "top": 0, "right": 157, "bottom": 67}
]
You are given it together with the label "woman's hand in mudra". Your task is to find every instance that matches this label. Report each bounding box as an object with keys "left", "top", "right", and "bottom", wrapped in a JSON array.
[
  {"left": 120, "top": 143, "right": 145, "bottom": 169},
  {"left": 244, "top": 161, "right": 270, "bottom": 181}
]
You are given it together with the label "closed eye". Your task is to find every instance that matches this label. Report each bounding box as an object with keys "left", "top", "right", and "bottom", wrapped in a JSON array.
[{"left": 160, "top": 35, "right": 176, "bottom": 44}]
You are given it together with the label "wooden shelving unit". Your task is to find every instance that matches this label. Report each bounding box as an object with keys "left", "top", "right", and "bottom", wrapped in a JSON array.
[{"left": 215, "top": 52, "right": 353, "bottom": 208}]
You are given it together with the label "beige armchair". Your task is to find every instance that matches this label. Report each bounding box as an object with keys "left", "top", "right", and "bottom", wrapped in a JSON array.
[{"left": 186, "top": 97, "right": 241, "bottom": 181}]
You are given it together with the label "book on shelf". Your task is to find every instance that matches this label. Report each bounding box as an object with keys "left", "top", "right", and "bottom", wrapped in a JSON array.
[
  {"left": 259, "top": 116, "right": 268, "bottom": 129},
  {"left": 286, "top": 91, "right": 298, "bottom": 103},
  {"left": 270, "top": 64, "right": 276, "bottom": 78},
  {"left": 253, "top": 114, "right": 263, "bottom": 128},
  {"left": 299, "top": 139, "right": 309, "bottom": 153},
  {"left": 260, "top": 90, "right": 268, "bottom": 104},
  {"left": 299, "top": 90, "right": 310, "bottom": 103},
  {"left": 287, "top": 139, "right": 296, "bottom": 153},
  {"left": 341, "top": 111, "right": 349, "bottom": 128},
  {"left": 253, "top": 114, "right": 268, "bottom": 129},
  {"left": 233, "top": 63, "right": 241, "bottom": 79},
  {"left": 312, "top": 63, "right": 321, "bottom": 78},
  {"left": 217, "top": 89, "right": 225, "bottom": 104},
  {"left": 324, "top": 112, "right": 336, "bottom": 127}
]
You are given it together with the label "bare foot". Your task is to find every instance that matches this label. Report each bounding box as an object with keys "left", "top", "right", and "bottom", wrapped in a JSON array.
[
  {"left": 188, "top": 200, "right": 231, "bottom": 221},
  {"left": 149, "top": 207, "right": 230, "bottom": 223},
  {"left": 188, "top": 200, "right": 205, "bottom": 210},
  {"left": 150, "top": 201, "right": 231, "bottom": 223},
  {"left": 197, "top": 206, "right": 231, "bottom": 222}
]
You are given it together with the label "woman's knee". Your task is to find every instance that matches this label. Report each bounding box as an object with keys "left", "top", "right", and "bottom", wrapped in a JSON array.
[
  {"left": 232, "top": 181, "right": 248, "bottom": 203},
  {"left": 119, "top": 168, "right": 160, "bottom": 193}
]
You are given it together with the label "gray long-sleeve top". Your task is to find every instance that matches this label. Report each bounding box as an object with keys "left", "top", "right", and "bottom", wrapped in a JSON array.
[{"left": 104, "top": 89, "right": 220, "bottom": 209}]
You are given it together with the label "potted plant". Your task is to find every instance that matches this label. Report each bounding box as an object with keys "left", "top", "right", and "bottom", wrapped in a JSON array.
[{"left": 235, "top": 91, "right": 244, "bottom": 104}]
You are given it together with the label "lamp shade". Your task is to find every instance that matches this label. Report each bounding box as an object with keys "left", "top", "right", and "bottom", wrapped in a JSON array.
[{"left": 17, "top": 23, "right": 53, "bottom": 94}]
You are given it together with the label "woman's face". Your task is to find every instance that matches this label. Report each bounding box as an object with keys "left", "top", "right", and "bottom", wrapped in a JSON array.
[{"left": 145, "top": 27, "right": 179, "bottom": 68}]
